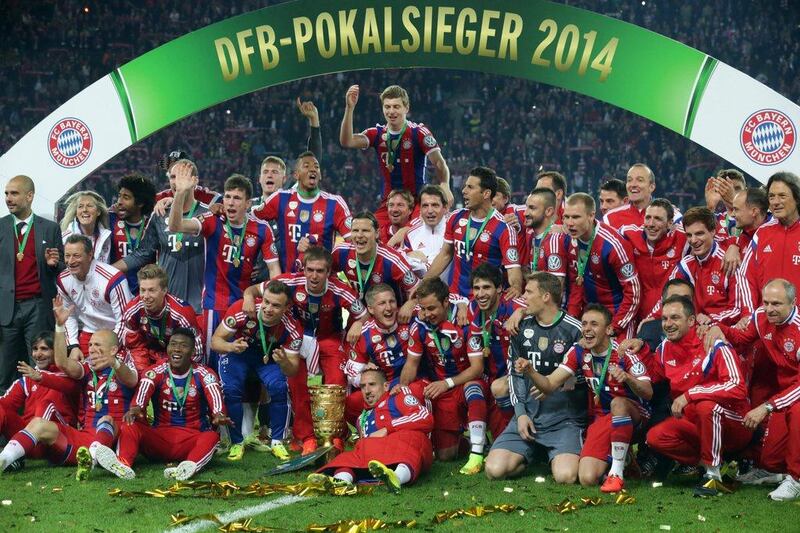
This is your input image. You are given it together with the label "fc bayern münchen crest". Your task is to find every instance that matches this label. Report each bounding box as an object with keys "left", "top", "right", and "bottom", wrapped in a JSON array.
[
  {"left": 785, "top": 339, "right": 795, "bottom": 353},
  {"left": 740, "top": 109, "right": 796, "bottom": 165},
  {"left": 48, "top": 117, "right": 93, "bottom": 168}
]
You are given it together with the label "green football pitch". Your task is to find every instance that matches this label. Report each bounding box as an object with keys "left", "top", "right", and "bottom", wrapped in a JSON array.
[{"left": 0, "top": 449, "right": 790, "bottom": 533}]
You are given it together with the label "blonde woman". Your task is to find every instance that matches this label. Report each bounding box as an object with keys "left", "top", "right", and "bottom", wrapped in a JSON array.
[{"left": 61, "top": 191, "right": 112, "bottom": 262}]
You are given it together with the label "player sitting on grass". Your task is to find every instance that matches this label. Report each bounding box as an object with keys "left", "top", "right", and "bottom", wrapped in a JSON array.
[
  {"left": 92, "top": 328, "right": 229, "bottom": 481},
  {"left": 309, "top": 367, "right": 433, "bottom": 493},
  {"left": 0, "top": 298, "right": 138, "bottom": 480}
]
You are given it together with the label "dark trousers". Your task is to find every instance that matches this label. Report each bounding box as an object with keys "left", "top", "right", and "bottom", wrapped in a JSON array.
[{"left": 0, "top": 298, "right": 51, "bottom": 392}]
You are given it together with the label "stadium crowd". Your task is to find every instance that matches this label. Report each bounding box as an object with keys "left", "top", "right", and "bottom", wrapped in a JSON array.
[
  {"left": 1, "top": 0, "right": 799, "bottom": 213},
  {"left": 2, "top": 0, "right": 800, "bottom": 504},
  {"left": 1, "top": 76, "right": 800, "bottom": 501}
]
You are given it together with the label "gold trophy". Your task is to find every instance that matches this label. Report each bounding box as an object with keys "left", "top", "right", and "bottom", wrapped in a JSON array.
[{"left": 309, "top": 384, "right": 347, "bottom": 452}]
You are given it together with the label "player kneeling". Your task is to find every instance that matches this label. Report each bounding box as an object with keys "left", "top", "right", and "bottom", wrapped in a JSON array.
[
  {"left": 93, "top": 328, "right": 229, "bottom": 480},
  {"left": 519, "top": 304, "right": 652, "bottom": 492},
  {"left": 309, "top": 368, "right": 433, "bottom": 493}
]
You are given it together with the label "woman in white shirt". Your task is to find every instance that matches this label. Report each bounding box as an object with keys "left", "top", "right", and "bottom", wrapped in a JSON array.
[{"left": 60, "top": 190, "right": 112, "bottom": 263}]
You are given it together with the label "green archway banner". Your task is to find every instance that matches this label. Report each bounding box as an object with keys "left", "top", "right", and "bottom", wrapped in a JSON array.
[{"left": 2, "top": 0, "right": 798, "bottom": 216}]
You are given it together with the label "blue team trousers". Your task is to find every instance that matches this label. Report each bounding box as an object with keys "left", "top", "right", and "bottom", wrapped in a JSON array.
[{"left": 218, "top": 352, "right": 289, "bottom": 444}]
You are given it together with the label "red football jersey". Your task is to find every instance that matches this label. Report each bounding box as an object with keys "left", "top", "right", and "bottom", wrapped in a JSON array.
[
  {"left": 269, "top": 273, "right": 367, "bottom": 337},
  {"left": 621, "top": 226, "right": 687, "bottom": 321},
  {"left": 466, "top": 296, "right": 524, "bottom": 380},
  {"left": 332, "top": 243, "right": 418, "bottom": 301},
  {"left": 251, "top": 189, "right": 351, "bottom": 272},
  {"left": 408, "top": 318, "right": 473, "bottom": 381},
  {"left": 670, "top": 242, "right": 741, "bottom": 325},
  {"left": 219, "top": 298, "right": 303, "bottom": 360},
  {"left": 120, "top": 293, "right": 203, "bottom": 365},
  {"left": 443, "top": 208, "right": 520, "bottom": 295},
  {"left": 196, "top": 213, "right": 278, "bottom": 311},
  {"left": 344, "top": 320, "right": 411, "bottom": 385},
  {"left": 363, "top": 120, "right": 440, "bottom": 201},
  {"left": 3, "top": 365, "right": 80, "bottom": 426},
  {"left": 135, "top": 362, "right": 225, "bottom": 431},
  {"left": 560, "top": 341, "right": 650, "bottom": 418}
]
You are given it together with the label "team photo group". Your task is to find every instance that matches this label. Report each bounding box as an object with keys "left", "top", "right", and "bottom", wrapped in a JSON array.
[{"left": 2, "top": 79, "right": 800, "bottom": 506}]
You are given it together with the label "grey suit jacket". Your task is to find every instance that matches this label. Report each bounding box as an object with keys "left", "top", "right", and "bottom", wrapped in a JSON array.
[{"left": 0, "top": 214, "right": 64, "bottom": 326}]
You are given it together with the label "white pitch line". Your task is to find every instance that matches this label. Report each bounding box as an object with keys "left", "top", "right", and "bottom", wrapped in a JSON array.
[{"left": 165, "top": 494, "right": 305, "bottom": 533}]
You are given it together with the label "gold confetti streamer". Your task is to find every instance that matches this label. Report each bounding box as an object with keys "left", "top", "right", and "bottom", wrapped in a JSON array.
[
  {"left": 109, "top": 480, "right": 372, "bottom": 500},
  {"left": 306, "top": 518, "right": 416, "bottom": 532},
  {"left": 432, "top": 504, "right": 519, "bottom": 524}
]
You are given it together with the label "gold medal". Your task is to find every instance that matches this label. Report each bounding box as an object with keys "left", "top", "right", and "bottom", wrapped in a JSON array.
[
  {"left": 16, "top": 252, "right": 24, "bottom": 262},
  {"left": 95, "top": 401, "right": 102, "bottom": 412},
  {"left": 483, "top": 347, "right": 490, "bottom": 358},
  {"left": 386, "top": 164, "right": 394, "bottom": 172},
  {"left": 263, "top": 354, "right": 270, "bottom": 365},
  {"left": 175, "top": 241, "right": 182, "bottom": 252},
  {"left": 575, "top": 275, "right": 584, "bottom": 286},
  {"left": 593, "top": 394, "right": 601, "bottom": 407},
  {"left": 233, "top": 257, "right": 241, "bottom": 268}
]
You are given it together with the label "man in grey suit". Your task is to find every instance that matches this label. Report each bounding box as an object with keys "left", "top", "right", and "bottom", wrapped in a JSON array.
[{"left": 0, "top": 175, "right": 63, "bottom": 392}]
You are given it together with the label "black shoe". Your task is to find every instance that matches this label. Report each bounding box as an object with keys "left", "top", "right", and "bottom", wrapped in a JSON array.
[
  {"left": 693, "top": 477, "right": 733, "bottom": 498},
  {"left": 6, "top": 458, "right": 24, "bottom": 472}
]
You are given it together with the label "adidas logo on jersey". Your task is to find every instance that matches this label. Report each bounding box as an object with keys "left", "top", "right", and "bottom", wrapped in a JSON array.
[
  {"left": 764, "top": 245, "right": 773, "bottom": 253},
  {"left": 764, "top": 333, "right": 773, "bottom": 340},
  {"left": 666, "top": 359, "right": 677, "bottom": 366}
]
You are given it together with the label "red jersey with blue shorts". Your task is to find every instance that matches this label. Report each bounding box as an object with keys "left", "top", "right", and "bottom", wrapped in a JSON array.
[
  {"left": 443, "top": 208, "right": 520, "bottom": 296},
  {"left": 196, "top": 213, "right": 278, "bottom": 311},
  {"left": 251, "top": 190, "right": 351, "bottom": 272},
  {"left": 363, "top": 120, "right": 440, "bottom": 201}
]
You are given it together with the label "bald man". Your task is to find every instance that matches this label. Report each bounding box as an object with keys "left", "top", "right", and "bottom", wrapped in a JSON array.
[
  {"left": 0, "top": 302, "right": 137, "bottom": 478},
  {"left": 1, "top": 175, "right": 63, "bottom": 392}
]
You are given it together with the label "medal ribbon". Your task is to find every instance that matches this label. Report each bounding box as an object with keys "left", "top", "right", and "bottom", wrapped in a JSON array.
[
  {"left": 224, "top": 218, "right": 246, "bottom": 266},
  {"left": 258, "top": 309, "right": 276, "bottom": 362},
  {"left": 297, "top": 187, "right": 320, "bottom": 199},
  {"left": 149, "top": 307, "right": 168, "bottom": 345},
  {"left": 576, "top": 224, "right": 599, "bottom": 281},
  {"left": 593, "top": 344, "right": 614, "bottom": 398},
  {"left": 430, "top": 327, "right": 448, "bottom": 366},
  {"left": 481, "top": 308, "right": 498, "bottom": 350},
  {"left": 122, "top": 220, "right": 144, "bottom": 252},
  {"left": 168, "top": 367, "right": 193, "bottom": 412},
  {"left": 14, "top": 216, "right": 34, "bottom": 260},
  {"left": 463, "top": 209, "right": 494, "bottom": 260},
  {"left": 173, "top": 201, "right": 198, "bottom": 246},
  {"left": 385, "top": 121, "right": 408, "bottom": 169},
  {"left": 355, "top": 252, "right": 378, "bottom": 298},
  {"left": 531, "top": 222, "right": 554, "bottom": 272},
  {"left": 91, "top": 367, "right": 115, "bottom": 411}
]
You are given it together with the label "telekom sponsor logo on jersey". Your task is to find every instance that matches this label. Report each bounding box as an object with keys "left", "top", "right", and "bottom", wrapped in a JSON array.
[
  {"left": 739, "top": 109, "right": 795, "bottom": 165},
  {"left": 48, "top": 117, "right": 93, "bottom": 168}
]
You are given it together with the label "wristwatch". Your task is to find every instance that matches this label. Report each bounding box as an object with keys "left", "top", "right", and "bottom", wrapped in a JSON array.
[{"left": 763, "top": 402, "right": 775, "bottom": 413}]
